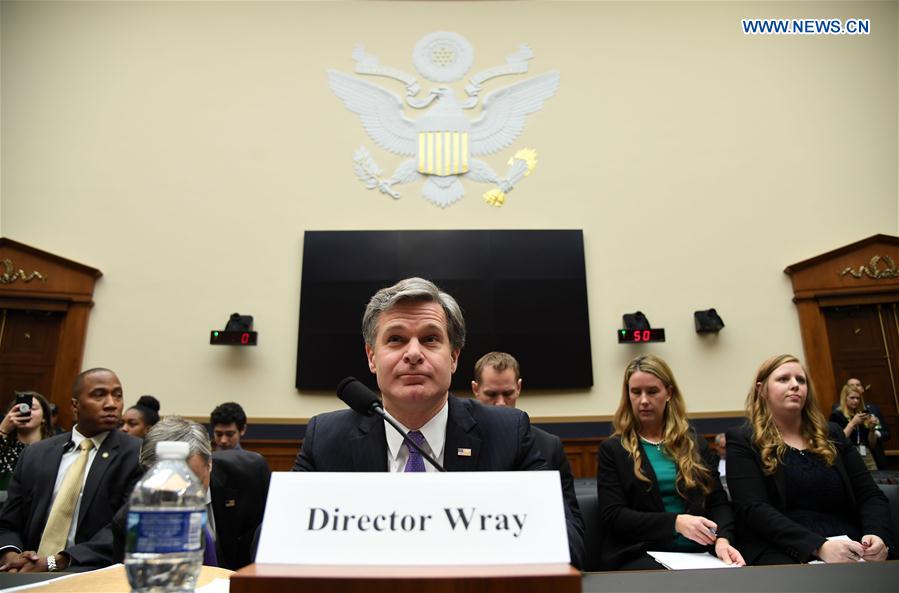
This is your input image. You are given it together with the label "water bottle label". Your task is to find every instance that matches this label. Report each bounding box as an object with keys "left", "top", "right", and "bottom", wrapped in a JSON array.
[{"left": 126, "top": 510, "right": 205, "bottom": 554}]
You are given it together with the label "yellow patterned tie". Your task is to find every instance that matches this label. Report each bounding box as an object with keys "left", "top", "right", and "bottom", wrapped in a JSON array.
[{"left": 37, "top": 439, "right": 94, "bottom": 556}]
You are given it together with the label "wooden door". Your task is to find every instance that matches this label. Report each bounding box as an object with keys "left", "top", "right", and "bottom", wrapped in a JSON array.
[
  {"left": 0, "top": 238, "right": 102, "bottom": 428},
  {"left": 0, "top": 308, "right": 64, "bottom": 412},
  {"left": 824, "top": 304, "right": 899, "bottom": 453}
]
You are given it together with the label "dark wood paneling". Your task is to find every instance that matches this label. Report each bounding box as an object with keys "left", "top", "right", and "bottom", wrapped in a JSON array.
[
  {"left": 0, "top": 309, "right": 63, "bottom": 411},
  {"left": 786, "top": 235, "right": 899, "bottom": 462},
  {"left": 242, "top": 439, "right": 301, "bottom": 471}
]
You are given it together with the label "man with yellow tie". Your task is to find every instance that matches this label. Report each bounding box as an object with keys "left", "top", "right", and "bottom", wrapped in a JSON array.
[{"left": 0, "top": 368, "right": 142, "bottom": 572}]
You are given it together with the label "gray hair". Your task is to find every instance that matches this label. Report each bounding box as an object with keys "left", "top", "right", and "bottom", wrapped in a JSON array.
[
  {"left": 362, "top": 277, "right": 466, "bottom": 351},
  {"left": 140, "top": 416, "right": 212, "bottom": 469}
]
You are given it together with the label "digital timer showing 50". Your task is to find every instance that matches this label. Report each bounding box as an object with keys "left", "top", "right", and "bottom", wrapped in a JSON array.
[{"left": 618, "top": 328, "right": 666, "bottom": 343}]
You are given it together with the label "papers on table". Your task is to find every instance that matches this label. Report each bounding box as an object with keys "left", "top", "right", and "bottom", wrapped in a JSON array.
[
  {"left": 647, "top": 551, "right": 740, "bottom": 570},
  {"left": 0, "top": 564, "right": 124, "bottom": 593},
  {"left": 196, "top": 578, "right": 231, "bottom": 592}
]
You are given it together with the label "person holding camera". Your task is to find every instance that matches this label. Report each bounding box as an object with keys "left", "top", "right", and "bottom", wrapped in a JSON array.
[
  {"left": 0, "top": 392, "right": 54, "bottom": 491},
  {"left": 829, "top": 379, "right": 889, "bottom": 470}
]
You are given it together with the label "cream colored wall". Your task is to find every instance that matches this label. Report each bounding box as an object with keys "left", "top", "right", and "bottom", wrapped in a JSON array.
[{"left": 1, "top": 1, "right": 896, "bottom": 422}]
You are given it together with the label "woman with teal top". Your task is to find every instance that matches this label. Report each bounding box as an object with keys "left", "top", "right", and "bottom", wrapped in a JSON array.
[{"left": 597, "top": 354, "right": 744, "bottom": 570}]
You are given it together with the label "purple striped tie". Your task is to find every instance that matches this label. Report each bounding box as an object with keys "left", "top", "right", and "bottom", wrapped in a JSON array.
[{"left": 403, "top": 430, "right": 427, "bottom": 472}]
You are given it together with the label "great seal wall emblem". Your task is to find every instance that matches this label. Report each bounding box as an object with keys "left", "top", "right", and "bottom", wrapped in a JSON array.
[{"left": 328, "top": 31, "right": 560, "bottom": 208}]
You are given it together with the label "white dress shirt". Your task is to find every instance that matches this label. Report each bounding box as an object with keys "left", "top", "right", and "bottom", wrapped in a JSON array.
[{"left": 384, "top": 399, "right": 448, "bottom": 472}]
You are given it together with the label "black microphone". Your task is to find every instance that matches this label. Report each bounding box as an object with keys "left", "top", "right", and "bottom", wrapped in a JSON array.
[
  {"left": 336, "top": 377, "right": 445, "bottom": 472},
  {"left": 337, "top": 376, "right": 382, "bottom": 416}
]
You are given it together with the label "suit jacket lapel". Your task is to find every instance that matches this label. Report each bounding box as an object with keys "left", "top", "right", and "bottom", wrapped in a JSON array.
[
  {"left": 773, "top": 464, "right": 787, "bottom": 507},
  {"left": 832, "top": 452, "right": 856, "bottom": 506},
  {"left": 636, "top": 442, "right": 665, "bottom": 509},
  {"left": 210, "top": 471, "right": 238, "bottom": 526},
  {"left": 36, "top": 436, "right": 70, "bottom": 529},
  {"left": 443, "top": 396, "right": 481, "bottom": 471},
  {"left": 351, "top": 414, "right": 388, "bottom": 471},
  {"left": 78, "top": 431, "right": 118, "bottom": 525},
  {"left": 210, "top": 471, "right": 234, "bottom": 564}
]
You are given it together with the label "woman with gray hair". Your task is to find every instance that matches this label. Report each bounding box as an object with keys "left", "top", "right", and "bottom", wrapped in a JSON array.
[
  {"left": 139, "top": 417, "right": 213, "bottom": 496},
  {"left": 115, "top": 417, "right": 218, "bottom": 567}
]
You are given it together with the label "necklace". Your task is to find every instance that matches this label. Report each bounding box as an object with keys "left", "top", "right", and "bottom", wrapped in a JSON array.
[
  {"left": 787, "top": 444, "right": 806, "bottom": 456},
  {"left": 639, "top": 435, "right": 663, "bottom": 450}
]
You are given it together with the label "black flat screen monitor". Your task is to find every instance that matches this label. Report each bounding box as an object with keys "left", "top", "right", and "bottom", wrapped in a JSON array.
[{"left": 296, "top": 230, "right": 593, "bottom": 392}]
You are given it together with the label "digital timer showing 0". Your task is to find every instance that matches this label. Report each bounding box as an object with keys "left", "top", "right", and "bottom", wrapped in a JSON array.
[{"left": 210, "top": 330, "right": 258, "bottom": 346}]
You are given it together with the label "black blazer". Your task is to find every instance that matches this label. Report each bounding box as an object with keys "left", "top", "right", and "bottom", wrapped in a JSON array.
[
  {"left": 725, "top": 423, "right": 894, "bottom": 564},
  {"left": 597, "top": 432, "right": 734, "bottom": 571},
  {"left": 293, "top": 395, "right": 584, "bottom": 568},
  {"left": 210, "top": 448, "right": 271, "bottom": 570},
  {"left": 531, "top": 426, "right": 585, "bottom": 566},
  {"left": 0, "top": 430, "right": 143, "bottom": 567}
]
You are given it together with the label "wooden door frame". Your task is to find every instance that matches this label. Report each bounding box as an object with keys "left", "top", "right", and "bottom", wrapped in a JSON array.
[
  {"left": 785, "top": 234, "right": 899, "bottom": 414},
  {"left": 0, "top": 238, "right": 102, "bottom": 428}
]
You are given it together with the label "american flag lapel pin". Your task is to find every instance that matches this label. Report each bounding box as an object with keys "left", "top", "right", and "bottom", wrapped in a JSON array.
[{"left": 457, "top": 448, "right": 472, "bottom": 457}]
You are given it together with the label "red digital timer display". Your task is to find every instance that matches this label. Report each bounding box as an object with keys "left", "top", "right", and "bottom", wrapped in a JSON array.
[
  {"left": 618, "top": 328, "right": 666, "bottom": 343},
  {"left": 210, "top": 330, "right": 258, "bottom": 346}
]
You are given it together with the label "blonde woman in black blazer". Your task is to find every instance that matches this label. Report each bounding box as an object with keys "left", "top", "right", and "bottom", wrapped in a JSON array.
[
  {"left": 726, "top": 355, "right": 893, "bottom": 565},
  {"left": 597, "top": 355, "right": 742, "bottom": 570}
]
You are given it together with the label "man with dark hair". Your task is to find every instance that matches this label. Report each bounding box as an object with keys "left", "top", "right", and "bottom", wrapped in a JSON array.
[
  {"left": 471, "top": 351, "right": 584, "bottom": 561},
  {"left": 293, "top": 277, "right": 584, "bottom": 568},
  {"left": 210, "top": 402, "right": 247, "bottom": 451},
  {"left": 0, "top": 368, "right": 142, "bottom": 572}
]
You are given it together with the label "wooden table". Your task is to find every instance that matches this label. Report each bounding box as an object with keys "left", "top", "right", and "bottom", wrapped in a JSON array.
[
  {"left": 0, "top": 564, "right": 232, "bottom": 592},
  {"left": 230, "top": 563, "right": 581, "bottom": 593}
]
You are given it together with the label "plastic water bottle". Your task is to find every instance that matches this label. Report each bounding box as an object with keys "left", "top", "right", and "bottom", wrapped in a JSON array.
[{"left": 125, "top": 441, "right": 206, "bottom": 592}]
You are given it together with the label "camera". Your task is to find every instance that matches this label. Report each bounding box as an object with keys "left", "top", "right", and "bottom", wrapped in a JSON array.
[
  {"left": 14, "top": 392, "right": 32, "bottom": 419},
  {"left": 865, "top": 405, "right": 883, "bottom": 431}
]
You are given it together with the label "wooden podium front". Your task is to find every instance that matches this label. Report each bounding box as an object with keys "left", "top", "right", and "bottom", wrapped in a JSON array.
[{"left": 230, "top": 563, "right": 581, "bottom": 593}]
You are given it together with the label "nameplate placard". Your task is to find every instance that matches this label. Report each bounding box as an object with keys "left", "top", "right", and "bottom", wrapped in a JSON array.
[{"left": 256, "top": 471, "right": 569, "bottom": 565}]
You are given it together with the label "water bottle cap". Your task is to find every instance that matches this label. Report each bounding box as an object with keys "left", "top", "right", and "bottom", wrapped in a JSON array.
[{"left": 155, "top": 441, "right": 190, "bottom": 459}]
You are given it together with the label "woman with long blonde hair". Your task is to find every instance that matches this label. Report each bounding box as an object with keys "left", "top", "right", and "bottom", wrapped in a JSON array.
[
  {"left": 726, "top": 355, "right": 893, "bottom": 565},
  {"left": 597, "top": 354, "right": 742, "bottom": 570},
  {"left": 828, "top": 380, "right": 888, "bottom": 470}
]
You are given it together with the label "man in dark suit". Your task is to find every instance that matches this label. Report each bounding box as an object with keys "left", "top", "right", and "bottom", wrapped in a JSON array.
[
  {"left": 210, "top": 448, "right": 270, "bottom": 569},
  {"left": 471, "top": 351, "right": 584, "bottom": 562},
  {"left": 0, "top": 368, "right": 142, "bottom": 572},
  {"left": 293, "top": 277, "right": 584, "bottom": 568},
  {"left": 110, "top": 417, "right": 270, "bottom": 570}
]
